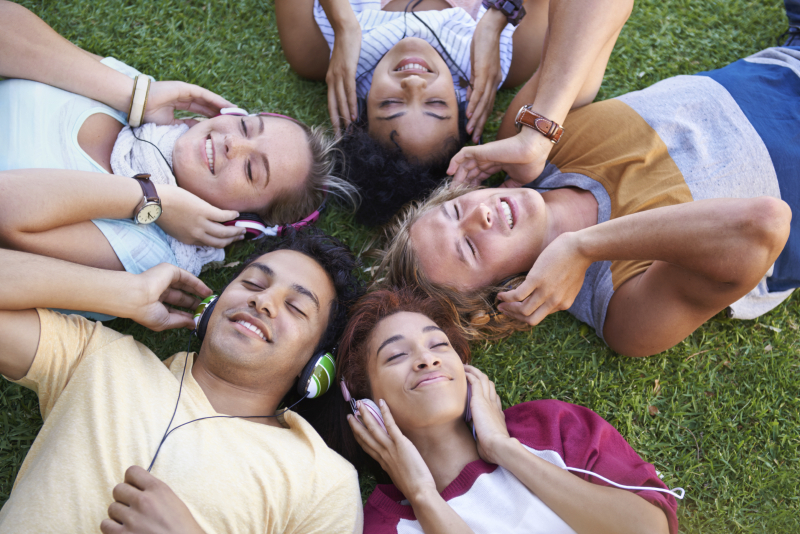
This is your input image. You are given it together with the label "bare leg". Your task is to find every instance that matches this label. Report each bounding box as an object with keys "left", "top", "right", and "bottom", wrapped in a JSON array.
[{"left": 275, "top": 0, "right": 331, "bottom": 81}]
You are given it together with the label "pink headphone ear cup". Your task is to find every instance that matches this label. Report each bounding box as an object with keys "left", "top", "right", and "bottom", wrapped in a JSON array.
[{"left": 358, "top": 399, "right": 387, "bottom": 434}]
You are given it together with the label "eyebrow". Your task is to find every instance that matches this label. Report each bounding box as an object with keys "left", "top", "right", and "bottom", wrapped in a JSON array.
[
  {"left": 376, "top": 335, "right": 404, "bottom": 357},
  {"left": 441, "top": 205, "right": 467, "bottom": 265},
  {"left": 291, "top": 283, "right": 320, "bottom": 311},
  {"left": 376, "top": 325, "right": 446, "bottom": 358},
  {"left": 376, "top": 111, "right": 450, "bottom": 121},
  {"left": 244, "top": 262, "right": 320, "bottom": 311}
]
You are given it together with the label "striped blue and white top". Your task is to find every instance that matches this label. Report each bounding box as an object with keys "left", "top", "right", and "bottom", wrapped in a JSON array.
[{"left": 313, "top": 0, "right": 517, "bottom": 101}]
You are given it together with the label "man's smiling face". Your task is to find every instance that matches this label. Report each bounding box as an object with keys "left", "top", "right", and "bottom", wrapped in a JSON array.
[{"left": 201, "top": 249, "right": 335, "bottom": 393}]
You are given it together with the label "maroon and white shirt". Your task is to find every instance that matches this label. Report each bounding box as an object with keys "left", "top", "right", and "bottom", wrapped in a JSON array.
[{"left": 363, "top": 400, "right": 679, "bottom": 534}]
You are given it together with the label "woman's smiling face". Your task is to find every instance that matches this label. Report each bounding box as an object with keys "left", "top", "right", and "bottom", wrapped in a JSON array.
[
  {"left": 367, "top": 37, "right": 460, "bottom": 161},
  {"left": 172, "top": 115, "right": 312, "bottom": 213},
  {"left": 367, "top": 311, "right": 468, "bottom": 431}
]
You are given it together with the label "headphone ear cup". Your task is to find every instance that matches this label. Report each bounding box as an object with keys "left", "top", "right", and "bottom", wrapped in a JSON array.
[
  {"left": 193, "top": 295, "right": 218, "bottom": 342},
  {"left": 357, "top": 399, "right": 387, "bottom": 434},
  {"left": 297, "top": 352, "right": 336, "bottom": 399}
]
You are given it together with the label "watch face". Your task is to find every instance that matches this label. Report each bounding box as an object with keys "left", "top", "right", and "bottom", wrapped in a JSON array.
[{"left": 137, "top": 203, "right": 162, "bottom": 224}]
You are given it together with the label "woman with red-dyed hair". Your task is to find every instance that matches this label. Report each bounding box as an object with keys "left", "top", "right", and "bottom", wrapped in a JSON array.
[{"left": 328, "top": 287, "right": 681, "bottom": 534}]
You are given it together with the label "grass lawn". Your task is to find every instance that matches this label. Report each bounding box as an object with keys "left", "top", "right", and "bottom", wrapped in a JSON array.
[{"left": 1, "top": 0, "right": 798, "bottom": 531}]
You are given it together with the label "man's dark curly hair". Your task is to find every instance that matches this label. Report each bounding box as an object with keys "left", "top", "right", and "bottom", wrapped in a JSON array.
[
  {"left": 338, "top": 103, "right": 469, "bottom": 227},
  {"left": 226, "top": 227, "right": 364, "bottom": 356}
]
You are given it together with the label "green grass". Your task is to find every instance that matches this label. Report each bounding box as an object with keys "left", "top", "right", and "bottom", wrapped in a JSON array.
[{"left": 1, "top": 0, "right": 798, "bottom": 531}]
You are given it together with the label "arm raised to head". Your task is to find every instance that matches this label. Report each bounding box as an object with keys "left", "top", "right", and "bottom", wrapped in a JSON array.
[
  {"left": 0, "top": 1, "right": 233, "bottom": 125},
  {"left": 0, "top": 248, "right": 212, "bottom": 380}
]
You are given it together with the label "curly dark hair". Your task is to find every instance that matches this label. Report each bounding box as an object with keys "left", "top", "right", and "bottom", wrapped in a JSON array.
[
  {"left": 227, "top": 227, "right": 364, "bottom": 355},
  {"left": 338, "top": 103, "right": 469, "bottom": 227}
]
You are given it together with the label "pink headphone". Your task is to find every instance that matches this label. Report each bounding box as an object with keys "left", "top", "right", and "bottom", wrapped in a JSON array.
[{"left": 217, "top": 107, "right": 325, "bottom": 240}]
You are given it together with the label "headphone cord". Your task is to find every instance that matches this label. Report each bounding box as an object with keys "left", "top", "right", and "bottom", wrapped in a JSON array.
[
  {"left": 404, "top": 0, "right": 474, "bottom": 91},
  {"left": 130, "top": 127, "right": 175, "bottom": 175},
  {"left": 147, "top": 337, "right": 309, "bottom": 472}
]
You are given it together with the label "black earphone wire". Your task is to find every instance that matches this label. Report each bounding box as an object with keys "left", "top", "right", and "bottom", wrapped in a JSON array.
[
  {"left": 357, "top": 0, "right": 474, "bottom": 89},
  {"left": 404, "top": 0, "right": 474, "bottom": 91},
  {"left": 147, "top": 334, "right": 309, "bottom": 472},
  {"left": 130, "top": 127, "right": 175, "bottom": 175}
]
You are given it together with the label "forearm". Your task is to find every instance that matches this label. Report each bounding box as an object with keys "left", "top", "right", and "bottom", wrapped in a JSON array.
[
  {"left": 571, "top": 197, "right": 791, "bottom": 287},
  {"left": 408, "top": 489, "right": 475, "bottom": 534},
  {"left": 529, "top": 0, "right": 632, "bottom": 122},
  {"left": 0, "top": 1, "right": 133, "bottom": 111},
  {"left": 494, "top": 439, "right": 668, "bottom": 534},
  {"left": 0, "top": 169, "right": 144, "bottom": 236},
  {"left": 319, "top": 0, "right": 359, "bottom": 32},
  {"left": 0, "top": 248, "right": 139, "bottom": 318}
]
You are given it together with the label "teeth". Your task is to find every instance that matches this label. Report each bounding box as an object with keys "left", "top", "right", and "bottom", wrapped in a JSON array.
[
  {"left": 236, "top": 320, "right": 266, "bottom": 341},
  {"left": 205, "top": 138, "right": 214, "bottom": 173},
  {"left": 501, "top": 201, "right": 514, "bottom": 229},
  {"left": 396, "top": 63, "right": 429, "bottom": 72}
]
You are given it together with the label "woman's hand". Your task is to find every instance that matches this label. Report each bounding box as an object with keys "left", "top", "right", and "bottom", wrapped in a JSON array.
[
  {"left": 348, "top": 399, "right": 438, "bottom": 501},
  {"left": 447, "top": 128, "right": 551, "bottom": 187},
  {"left": 156, "top": 185, "right": 246, "bottom": 248},
  {"left": 143, "top": 81, "right": 234, "bottom": 127},
  {"left": 466, "top": 9, "right": 506, "bottom": 143},
  {"left": 126, "top": 263, "right": 213, "bottom": 332},
  {"left": 497, "top": 232, "right": 592, "bottom": 325},
  {"left": 464, "top": 365, "right": 513, "bottom": 465},
  {"left": 325, "top": 24, "right": 362, "bottom": 131}
]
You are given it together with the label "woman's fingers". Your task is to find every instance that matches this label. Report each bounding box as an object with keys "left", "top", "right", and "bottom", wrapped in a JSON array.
[
  {"left": 344, "top": 76, "right": 358, "bottom": 124},
  {"left": 335, "top": 78, "right": 351, "bottom": 129},
  {"left": 358, "top": 401, "right": 393, "bottom": 446},
  {"left": 378, "top": 400, "right": 404, "bottom": 441},
  {"left": 327, "top": 83, "right": 342, "bottom": 130},
  {"left": 347, "top": 415, "right": 382, "bottom": 457}
]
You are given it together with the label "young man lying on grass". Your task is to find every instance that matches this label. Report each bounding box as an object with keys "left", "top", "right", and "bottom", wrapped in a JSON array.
[
  {"left": 380, "top": 9, "right": 800, "bottom": 357},
  {"left": 0, "top": 229, "right": 363, "bottom": 534}
]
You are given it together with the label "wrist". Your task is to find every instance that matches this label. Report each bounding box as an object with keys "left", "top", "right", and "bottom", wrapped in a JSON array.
[
  {"left": 560, "top": 231, "right": 594, "bottom": 266},
  {"left": 488, "top": 437, "right": 523, "bottom": 468},
  {"left": 407, "top": 484, "right": 441, "bottom": 507},
  {"left": 107, "top": 71, "right": 141, "bottom": 114},
  {"left": 479, "top": 7, "right": 508, "bottom": 35},
  {"left": 329, "top": 9, "right": 360, "bottom": 34}
]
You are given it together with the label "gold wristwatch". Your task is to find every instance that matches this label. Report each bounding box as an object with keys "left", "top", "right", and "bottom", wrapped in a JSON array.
[{"left": 132, "top": 173, "right": 162, "bottom": 225}]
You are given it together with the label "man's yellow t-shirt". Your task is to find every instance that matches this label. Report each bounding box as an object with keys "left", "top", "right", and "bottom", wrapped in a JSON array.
[{"left": 0, "top": 309, "right": 363, "bottom": 534}]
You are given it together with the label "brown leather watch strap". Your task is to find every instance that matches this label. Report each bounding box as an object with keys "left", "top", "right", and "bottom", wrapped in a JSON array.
[
  {"left": 132, "top": 173, "right": 159, "bottom": 202},
  {"left": 514, "top": 106, "right": 564, "bottom": 144}
]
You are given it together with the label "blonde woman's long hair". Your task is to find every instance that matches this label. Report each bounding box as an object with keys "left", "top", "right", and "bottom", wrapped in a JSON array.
[{"left": 373, "top": 182, "right": 529, "bottom": 341}]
